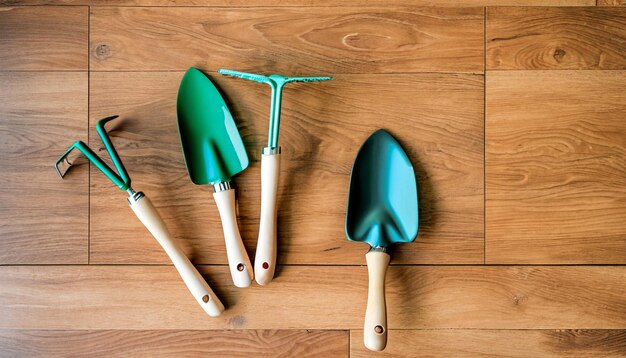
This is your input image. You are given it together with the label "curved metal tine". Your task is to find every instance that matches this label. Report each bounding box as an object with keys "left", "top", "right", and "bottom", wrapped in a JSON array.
[
  {"left": 284, "top": 76, "right": 333, "bottom": 83},
  {"left": 95, "top": 115, "right": 131, "bottom": 188},
  {"left": 55, "top": 115, "right": 130, "bottom": 190},
  {"left": 55, "top": 141, "right": 81, "bottom": 179},
  {"left": 218, "top": 69, "right": 271, "bottom": 84},
  {"left": 54, "top": 140, "right": 125, "bottom": 190}
]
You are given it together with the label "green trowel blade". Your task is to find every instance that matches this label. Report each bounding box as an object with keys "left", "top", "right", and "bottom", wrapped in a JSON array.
[
  {"left": 177, "top": 67, "right": 249, "bottom": 185},
  {"left": 346, "top": 129, "right": 419, "bottom": 248}
]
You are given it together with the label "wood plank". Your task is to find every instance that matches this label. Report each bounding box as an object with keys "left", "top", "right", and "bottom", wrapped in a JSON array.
[
  {"left": 90, "top": 7, "right": 484, "bottom": 73},
  {"left": 597, "top": 0, "right": 626, "bottom": 5},
  {"left": 351, "top": 330, "right": 626, "bottom": 357},
  {"left": 486, "top": 71, "right": 626, "bottom": 264},
  {"left": 0, "top": 6, "right": 88, "bottom": 71},
  {"left": 88, "top": 71, "right": 483, "bottom": 265},
  {"left": 0, "top": 72, "right": 88, "bottom": 264},
  {"left": 0, "top": 329, "right": 348, "bottom": 357},
  {"left": 0, "top": 0, "right": 596, "bottom": 6},
  {"left": 486, "top": 7, "right": 626, "bottom": 70},
  {"left": 0, "top": 266, "right": 624, "bottom": 330}
]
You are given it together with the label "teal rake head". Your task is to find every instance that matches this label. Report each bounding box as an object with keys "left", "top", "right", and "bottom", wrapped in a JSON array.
[
  {"left": 55, "top": 115, "right": 133, "bottom": 193},
  {"left": 218, "top": 69, "right": 332, "bottom": 149}
]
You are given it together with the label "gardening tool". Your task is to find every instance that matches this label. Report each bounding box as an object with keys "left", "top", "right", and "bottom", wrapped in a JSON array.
[
  {"left": 219, "top": 69, "right": 332, "bottom": 286},
  {"left": 177, "top": 67, "right": 253, "bottom": 288},
  {"left": 346, "top": 129, "right": 419, "bottom": 351},
  {"left": 54, "top": 115, "right": 224, "bottom": 317}
]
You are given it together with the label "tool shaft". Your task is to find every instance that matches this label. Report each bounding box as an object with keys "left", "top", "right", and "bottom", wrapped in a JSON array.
[{"left": 268, "top": 84, "right": 284, "bottom": 148}]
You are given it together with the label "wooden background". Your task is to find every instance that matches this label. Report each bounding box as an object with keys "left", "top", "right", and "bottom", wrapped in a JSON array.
[{"left": 0, "top": 1, "right": 625, "bottom": 356}]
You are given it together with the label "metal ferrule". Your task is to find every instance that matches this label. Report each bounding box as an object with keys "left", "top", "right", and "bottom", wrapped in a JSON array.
[
  {"left": 213, "top": 181, "right": 232, "bottom": 193},
  {"left": 368, "top": 246, "right": 387, "bottom": 253},
  {"left": 262, "top": 146, "right": 281, "bottom": 155},
  {"left": 127, "top": 189, "right": 145, "bottom": 204}
]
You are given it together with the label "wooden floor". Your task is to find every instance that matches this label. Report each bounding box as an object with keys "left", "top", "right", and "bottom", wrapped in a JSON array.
[{"left": 0, "top": 1, "right": 625, "bottom": 356}]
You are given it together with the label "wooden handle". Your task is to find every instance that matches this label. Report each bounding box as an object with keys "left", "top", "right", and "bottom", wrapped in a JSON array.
[
  {"left": 213, "top": 188, "right": 253, "bottom": 288},
  {"left": 364, "top": 250, "right": 390, "bottom": 351},
  {"left": 129, "top": 194, "right": 224, "bottom": 317},
  {"left": 255, "top": 152, "right": 281, "bottom": 286}
]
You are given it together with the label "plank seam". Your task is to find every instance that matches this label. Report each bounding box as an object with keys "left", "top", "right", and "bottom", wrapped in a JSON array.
[
  {"left": 86, "top": 70, "right": 486, "bottom": 75},
  {"left": 87, "top": 5, "right": 91, "bottom": 265},
  {"left": 1, "top": 263, "right": 625, "bottom": 267},
  {"left": 483, "top": 6, "right": 487, "bottom": 265},
  {"left": 0, "top": 4, "right": 597, "bottom": 8},
  {"left": 3, "top": 69, "right": 623, "bottom": 74}
]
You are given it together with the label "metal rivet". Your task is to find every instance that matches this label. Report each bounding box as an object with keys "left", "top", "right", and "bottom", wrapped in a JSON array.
[
  {"left": 237, "top": 263, "right": 245, "bottom": 272},
  {"left": 202, "top": 295, "right": 209, "bottom": 303},
  {"left": 374, "top": 325, "right": 384, "bottom": 334},
  {"left": 262, "top": 262, "right": 269, "bottom": 269}
]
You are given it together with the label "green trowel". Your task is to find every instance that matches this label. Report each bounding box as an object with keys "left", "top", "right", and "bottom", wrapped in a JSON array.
[
  {"left": 219, "top": 69, "right": 332, "bottom": 286},
  {"left": 346, "top": 129, "right": 419, "bottom": 351},
  {"left": 177, "top": 67, "right": 253, "bottom": 288}
]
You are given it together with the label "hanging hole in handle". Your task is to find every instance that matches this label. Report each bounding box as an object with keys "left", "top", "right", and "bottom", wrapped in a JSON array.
[
  {"left": 237, "top": 263, "right": 245, "bottom": 272},
  {"left": 374, "top": 325, "right": 385, "bottom": 334},
  {"left": 262, "top": 262, "right": 269, "bottom": 269},
  {"left": 202, "top": 295, "right": 210, "bottom": 303}
]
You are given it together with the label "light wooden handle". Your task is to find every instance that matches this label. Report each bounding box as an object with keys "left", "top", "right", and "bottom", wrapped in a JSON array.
[
  {"left": 129, "top": 194, "right": 224, "bottom": 317},
  {"left": 213, "top": 188, "right": 253, "bottom": 288},
  {"left": 364, "top": 250, "right": 390, "bottom": 351},
  {"left": 255, "top": 152, "right": 281, "bottom": 286}
]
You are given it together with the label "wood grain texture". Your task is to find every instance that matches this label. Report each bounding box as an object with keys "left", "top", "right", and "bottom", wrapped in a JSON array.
[
  {"left": 89, "top": 7, "right": 484, "bottom": 73},
  {"left": 486, "top": 71, "right": 626, "bottom": 264},
  {"left": 351, "top": 330, "right": 626, "bottom": 357},
  {"left": 597, "top": 0, "right": 626, "bottom": 5},
  {"left": 0, "top": 6, "right": 88, "bottom": 71},
  {"left": 88, "top": 71, "right": 483, "bottom": 265},
  {"left": 0, "top": 329, "right": 348, "bottom": 357},
  {"left": 0, "top": 72, "right": 88, "bottom": 264},
  {"left": 486, "top": 7, "right": 626, "bottom": 70},
  {"left": 0, "top": 0, "right": 596, "bottom": 5},
  {"left": 0, "top": 265, "right": 624, "bottom": 330},
  {"left": 1, "top": 4, "right": 625, "bottom": 356}
]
